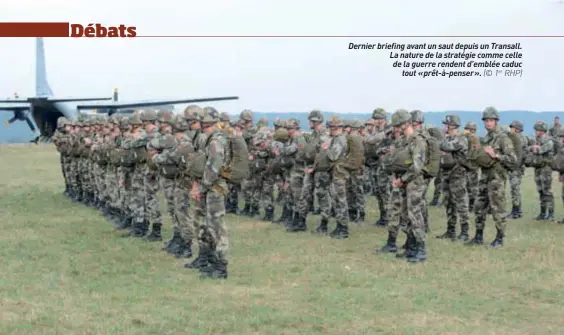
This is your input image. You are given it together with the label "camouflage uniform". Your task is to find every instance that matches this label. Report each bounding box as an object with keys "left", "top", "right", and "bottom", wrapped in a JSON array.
[
  {"left": 345, "top": 120, "right": 366, "bottom": 223},
  {"left": 271, "top": 120, "right": 294, "bottom": 225},
  {"left": 363, "top": 119, "right": 377, "bottom": 195},
  {"left": 467, "top": 107, "right": 517, "bottom": 248},
  {"left": 380, "top": 110, "right": 428, "bottom": 263},
  {"left": 506, "top": 120, "right": 527, "bottom": 219},
  {"left": 284, "top": 118, "right": 309, "bottom": 232},
  {"left": 248, "top": 129, "right": 275, "bottom": 219},
  {"left": 464, "top": 121, "right": 480, "bottom": 211},
  {"left": 239, "top": 109, "right": 255, "bottom": 215},
  {"left": 195, "top": 108, "right": 230, "bottom": 279},
  {"left": 120, "top": 114, "right": 149, "bottom": 238},
  {"left": 103, "top": 116, "right": 123, "bottom": 226},
  {"left": 437, "top": 115, "right": 470, "bottom": 241},
  {"left": 52, "top": 117, "right": 71, "bottom": 196},
  {"left": 411, "top": 111, "right": 431, "bottom": 232},
  {"left": 325, "top": 116, "right": 350, "bottom": 238},
  {"left": 371, "top": 109, "right": 392, "bottom": 226},
  {"left": 531, "top": 121, "right": 555, "bottom": 220},
  {"left": 556, "top": 128, "right": 564, "bottom": 224}
]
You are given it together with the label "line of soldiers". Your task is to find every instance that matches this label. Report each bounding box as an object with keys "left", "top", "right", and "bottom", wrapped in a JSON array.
[{"left": 51, "top": 106, "right": 564, "bottom": 273}]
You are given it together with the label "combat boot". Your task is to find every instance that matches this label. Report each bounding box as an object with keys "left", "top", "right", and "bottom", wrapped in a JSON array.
[
  {"left": 429, "top": 194, "right": 440, "bottom": 206},
  {"left": 407, "top": 240, "right": 427, "bottom": 263},
  {"left": 163, "top": 231, "right": 182, "bottom": 253},
  {"left": 348, "top": 209, "right": 357, "bottom": 222},
  {"left": 240, "top": 203, "right": 251, "bottom": 216},
  {"left": 535, "top": 206, "right": 547, "bottom": 220},
  {"left": 558, "top": 218, "right": 564, "bottom": 225},
  {"left": 262, "top": 205, "right": 274, "bottom": 221},
  {"left": 185, "top": 245, "right": 210, "bottom": 270},
  {"left": 514, "top": 206, "right": 522, "bottom": 219},
  {"left": 396, "top": 233, "right": 416, "bottom": 258},
  {"left": 313, "top": 217, "right": 329, "bottom": 234},
  {"left": 424, "top": 215, "right": 430, "bottom": 233},
  {"left": 458, "top": 223, "right": 469, "bottom": 242},
  {"left": 287, "top": 213, "right": 307, "bottom": 232},
  {"left": 375, "top": 213, "right": 388, "bottom": 228},
  {"left": 436, "top": 225, "right": 456, "bottom": 240},
  {"left": 330, "top": 222, "right": 349, "bottom": 239},
  {"left": 377, "top": 231, "right": 397, "bottom": 253},
  {"left": 144, "top": 223, "right": 162, "bottom": 242},
  {"left": 115, "top": 216, "right": 132, "bottom": 230},
  {"left": 465, "top": 228, "right": 484, "bottom": 246},
  {"left": 225, "top": 198, "right": 237, "bottom": 214},
  {"left": 357, "top": 209, "right": 365, "bottom": 224},
  {"left": 200, "top": 251, "right": 228, "bottom": 279},
  {"left": 168, "top": 236, "right": 186, "bottom": 255},
  {"left": 489, "top": 229, "right": 504, "bottom": 248},
  {"left": 274, "top": 206, "right": 290, "bottom": 224},
  {"left": 120, "top": 219, "right": 143, "bottom": 237},
  {"left": 250, "top": 204, "right": 260, "bottom": 218},
  {"left": 468, "top": 198, "right": 475, "bottom": 212},
  {"left": 175, "top": 239, "right": 193, "bottom": 259},
  {"left": 132, "top": 220, "right": 149, "bottom": 238},
  {"left": 546, "top": 208, "right": 555, "bottom": 221}
]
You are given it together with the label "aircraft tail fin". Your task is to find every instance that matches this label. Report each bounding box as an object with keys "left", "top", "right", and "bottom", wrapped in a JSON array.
[{"left": 36, "top": 38, "right": 53, "bottom": 97}]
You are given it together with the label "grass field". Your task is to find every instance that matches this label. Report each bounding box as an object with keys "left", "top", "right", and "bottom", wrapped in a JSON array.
[{"left": 1, "top": 144, "right": 564, "bottom": 335}]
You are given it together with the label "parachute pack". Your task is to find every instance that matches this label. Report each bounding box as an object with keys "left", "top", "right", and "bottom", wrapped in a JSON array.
[
  {"left": 457, "top": 132, "right": 480, "bottom": 171},
  {"left": 421, "top": 133, "right": 440, "bottom": 178},
  {"left": 343, "top": 134, "right": 365, "bottom": 171}
]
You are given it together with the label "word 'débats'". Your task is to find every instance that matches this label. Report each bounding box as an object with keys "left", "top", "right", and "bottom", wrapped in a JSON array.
[{"left": 70, "top": 24, "right": 137, "bottom": 38}]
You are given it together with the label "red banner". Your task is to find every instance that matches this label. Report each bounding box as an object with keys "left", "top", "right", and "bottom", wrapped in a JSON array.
[{"left": 0, "top": 22, "right": 69, "bottom": 37}]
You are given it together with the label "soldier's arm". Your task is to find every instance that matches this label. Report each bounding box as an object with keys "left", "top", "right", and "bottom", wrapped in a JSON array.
[
  {"left": 440, "top": 136, "right": 467, "bottom": 152},
  {"left": 401, "top": 137, "right": 426, "bottom": 183},
  {"left": 327, "top": 137, "right": 346, "bottom": 161},
  {"left": 201, "top": 137, "right": 225, "bottom": 192},
  {"left": 363, "top": 132, "right": 386, "bottom": 145},
  {"left": 533, "top": 139, "right": 554, "bottom": 155},
  {"left": 497, "top": 136, "right": 518, "bottom": 168},
  {"left": 282, "top": 136, "right": 305, "bottom": 156}
]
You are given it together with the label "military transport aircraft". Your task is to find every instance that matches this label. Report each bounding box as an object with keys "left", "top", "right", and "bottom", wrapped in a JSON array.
[{"left": 0, "top": 37, "right": 238, "bottom": 140}]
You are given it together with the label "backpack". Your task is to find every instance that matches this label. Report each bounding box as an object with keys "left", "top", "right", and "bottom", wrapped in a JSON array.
[
  {"left": 421, "top": 133, "right": 440, "bottom": 178},
  {"left": 457, "top": 133, "right": 480, "bottom": 171},
  {"left": 342, "top": 134, "right": 364, "bottom": 171},
  {"left": 220, "top": 135, "right": 250, "bottom": 184},
  {"left": 507, "top": 132, "right": 523, "bottom": 167}
]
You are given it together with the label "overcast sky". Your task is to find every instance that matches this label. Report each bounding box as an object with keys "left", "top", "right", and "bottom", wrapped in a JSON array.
[{"left": 1, "top": 0, "right": 563, "bottom": 113}]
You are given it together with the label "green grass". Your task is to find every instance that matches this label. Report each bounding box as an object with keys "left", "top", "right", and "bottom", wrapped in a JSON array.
[{"left": 1, "top": 144, "right": 564, "bottom": 335}]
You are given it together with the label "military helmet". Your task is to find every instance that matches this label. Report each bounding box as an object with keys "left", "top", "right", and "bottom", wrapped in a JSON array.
[
  {"left": 443, "top": 114, "right": 461, "bottom": 127},
  {"left": 350, "top": 120, "right": 362, "bottom": 129},
  {"left": 257, "top": 117, "right": 268, "bottom": 127},
  {"left": 120, "top": 117, "right": 130, "bottom": 129},
  {"left": 171, "top": 114, "right": 189, "bottom": 131},
  {"left": 157, "top": 110, "right": 173, "bottom": 123},
  {"left": 482, "top": 106, "right": 500, "bottom": 120},
  {"left": 533, "top": 120, "right": 548, "bottom": 132},
  {"left": 219, "top": 112, "right": 230, "bottom": 122},
  {"left": 57, "top": 117, "right": 68, "bottom": 129},
  {"left": 364, "top": 119, "right": 374, "bottom": 126},
  {"left": 509, "top": 120, "right": 524, "bottom": 131},
  {"left": 410, "top": 110, "right": 424, "bottom": 123},
  {"left": 391, "top": 109, "right": 411, "bottom": 127},
  {"left": 464, "top": 121, "right": 477, "bottom": 131},
  {"left": 129, "top": 114, "right": 143, "bottom": 126},
  {"left": 274, "top": 118, "right": 284, "bottom": 128},
  {"left": 140, "top": 110, "right": 158, "bottom": 122},
  {"left": 183, "top": 105, "right": 202, "bottom": 121},
  {"left": 342, "top": 119, "right": 352, "bottom": 128},
  {"left": 239, "top": 109, "right": 253, "bottom": 121},
  {"left": 285, "top": 118, "right": 300, "bottom": 129},
  {"left": 372, "top": 108, "right": 387, "bottom": 120},
  {"left": 201, "top": 106, "right": 220, "bottom": 123},
  {"left": 273, "top": 127, "right": 289, "bottom": 142},
  {"left": 308, "top": 110, "right": 324, "bottom": 122},
  {"left": 327, "top": 116, "right": 344, "bottom": 128}
]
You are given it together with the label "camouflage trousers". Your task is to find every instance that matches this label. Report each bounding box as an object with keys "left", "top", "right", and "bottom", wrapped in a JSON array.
[
  {"left": 299, "top": 170, "right": 331, "bottom": 218},
  {"left": 474, "top": 169, "right": 507, "bottom": 235},
  {"left": 347, "top": 169, "right": 365, "bottom": 214},
  {"left": 248, "top": 171, "right": 274, "bottom": 209},
  {"left": 241, "top": 178, "right": 253, "bottom": 205},
  {"left": 331, "top": 167, "right": 349, "bottom": 226},
  {"left": 374, "top": 166, "right": 391, "bottom": 220},
  {"left": 69, "top": 158, "right": 82, "bottom": 196},
  {"left": 227, "top": 183, "right": 240, "bottom": 207},
  {"left": 290, "top": 167, "right": 305, "bottom": 213},
  {"left": 160, "top": 176, "right": 176, "bottom": 224},
  {"left": 443, "top": 166, "right": 470, "bottom": 232},
  {"left": 433, "top": 170, "right": 443, "bottom": 199},
  {"left": 196, "top": 180, "right": 229, "bottom": 261},
  {"left": 80, "top": 158, "right": 93, "bottom": 196},
  {"left": 508, "top": 167, "right": 523, "bottom": 208},
  {"left": 94, "top": 163, "right": 106, "bottom": 203},
  {"left": 467, "top": 169, "right": 479, "bottom": 206},
  {"left": 105, "top": 165, "right": 119, "bottom": 209},
  {"left": 144, "top": 169, "right": 162, "bottom": 225},
  {"left": 62, "top": 155, "right": 72, "bottom": 188},
  {"left": 129, "top": 165, "right": 145, "bottom": 224},
  {"left": 401, "top": 175, "right": 427, "bottom": 244},
  {"left": 363, "top": 166, "right": 374, "bottom": 194},
  {"left": 387, "top": 186, "right": 406, "bottom": 239},
  {"left": 117, "top": 166, "right": 133, "bottom": 216},
  {"left": 175, "top": 174, "right": 195, "bottom": 241},
  {"left": 534, "top": 166, "right": 554, "bottom": 210}
]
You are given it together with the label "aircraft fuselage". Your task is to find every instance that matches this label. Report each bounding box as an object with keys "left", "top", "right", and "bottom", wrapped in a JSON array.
[{"left": 30, "top": 101, "right": 78, "bottom": 138}]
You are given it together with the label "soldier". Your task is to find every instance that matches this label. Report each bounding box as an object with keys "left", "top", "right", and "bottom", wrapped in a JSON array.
[
  {"left": 436, "top": 114, "right": 470, "bottom": 241},
  {"left": 280, "top": 118, "right": 309, "bottom": 232},
  {"left": 52, "top": 117, "right": 71, "bottom": 196},
  {"left": 272, "top": 121, "right": 295, "bottom": 225},
  {"left": 549, "top": 116, "right": 561, "bottom": 138},
  {"left": 238, "top": 109, "right": 255, "bottom": 215},
  {"left": 463, "top": 121, "right": 480, "bottom": 211},
  {"left": 466, "top": 107, "right": 517, "bottom": 248},
  {"left": 506, "top": 120, "right": 527, "bottom": 219},
  {"left": 190, "top": 107, "right": 230, "bottom": 279},
  {"left": 80, "top": 119, "right": 95, "bottom": 206},
  {"left": 219, "top": 112, "right": 230, "bottom": 129},
  {"left": 248, "top": 129, "right": 275, "bottom": 219},
  {"left": 530, "top": 121, "right": 555, "bottom": 220},
  {"left": 371, "top": 108, "right": 392, "bottom": 227},
  {"left": 383, "top": 109, "right": 428, "bottom": 263},
  {"left": 120, "top": 114, "right": 150, "bottom": 238},
  {"left": 411, "top": 110, "right": 432, "bottom": 232},
  {"left": 103, "top": 115, "right": 123, "bottom": 226},
  {"left": 324, "top": 116, "right": 350, "bottom": 238},
  {"left": 363, "top": 119, "right": 377, "bottom": 195},
  {"left": 344, "top": 120, "right": 365, "bottom": 223},
  {"left": 556, "top": 128, "right": 564, "bottom": 224},
  {"left": 299, "top": 110, "right": 332, "bottom": 232}
]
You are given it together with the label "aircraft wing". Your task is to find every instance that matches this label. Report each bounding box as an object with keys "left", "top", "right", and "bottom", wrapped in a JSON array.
[
  {"left": 75, "top": 96, "right": 239, "bottom": 110},
  {"left": 0, "top": 104, "right": 31, "bottom": 111}
]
